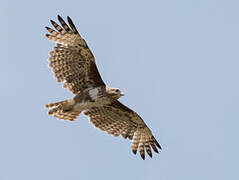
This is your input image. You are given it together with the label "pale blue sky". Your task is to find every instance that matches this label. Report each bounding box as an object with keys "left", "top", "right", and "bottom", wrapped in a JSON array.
[{"left": 0, "top": 0, "right": 238, "bottom": 179}]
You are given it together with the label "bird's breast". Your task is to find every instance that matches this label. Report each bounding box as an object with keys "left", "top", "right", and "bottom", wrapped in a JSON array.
[{"left": 88, "top": 87, "right": 101, "bottom": 101}]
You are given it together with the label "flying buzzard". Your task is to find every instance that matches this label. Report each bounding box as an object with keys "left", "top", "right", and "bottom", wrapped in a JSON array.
[{"left": 45, "top": 15, "right": 161, "bottom": 160}]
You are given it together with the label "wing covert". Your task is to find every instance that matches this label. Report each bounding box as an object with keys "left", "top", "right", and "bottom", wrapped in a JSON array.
[{"left": 83, "top": 100, "right": 161, "bottom": 160}]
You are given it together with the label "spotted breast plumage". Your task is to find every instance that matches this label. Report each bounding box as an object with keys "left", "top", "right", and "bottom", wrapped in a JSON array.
[{"left": 45, "top": 15, "right": 161, "bottom": 160}]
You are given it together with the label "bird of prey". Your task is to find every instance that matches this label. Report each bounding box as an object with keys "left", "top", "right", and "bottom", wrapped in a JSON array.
[{"left": 45, "top": 15, "right": 161, "bottom": 160}]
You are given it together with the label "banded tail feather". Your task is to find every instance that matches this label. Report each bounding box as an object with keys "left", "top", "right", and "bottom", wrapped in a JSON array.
[{"left": 45, "top": 99, "right": 81, "bottom": 121}]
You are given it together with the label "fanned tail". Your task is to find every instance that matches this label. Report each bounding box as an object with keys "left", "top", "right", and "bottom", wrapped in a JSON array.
[
  {"left": 45, "top": 100, "right": 66, "bottom": 108},
  {"left": 45, "top": 99, "right": 81, "bottom": 121}
]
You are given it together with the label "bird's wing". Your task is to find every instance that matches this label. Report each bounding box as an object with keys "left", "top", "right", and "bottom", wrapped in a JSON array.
[
  {"left": 45, "top": 15, "right": 105, "bottom": 94},
  {"left": 83, "top": 100, "right": 161, "bottom": 160}
]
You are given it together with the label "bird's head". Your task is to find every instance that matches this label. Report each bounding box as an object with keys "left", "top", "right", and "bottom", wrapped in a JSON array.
[{"left": 106, "top": 87, "right": 124, "bottom": 100}]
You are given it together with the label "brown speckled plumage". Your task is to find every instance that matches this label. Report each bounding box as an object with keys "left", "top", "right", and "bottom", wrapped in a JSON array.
[
  {"left": 84, "top": 100, "right": 161, "bottom": 159},
  {"left": 46, "top": 15, "right": 104, "bottom": 94},
  {"left": 45, "top": 15, "right": 161, "bottom": 160}
]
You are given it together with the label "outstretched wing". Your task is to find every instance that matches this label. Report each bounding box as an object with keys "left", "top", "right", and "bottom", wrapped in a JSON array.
[
  {"left": 83, "top": 100, "right": 161, "bottom": 160},
  {"left": 45, "top": 15, "right": 105, "bottom": 94}
]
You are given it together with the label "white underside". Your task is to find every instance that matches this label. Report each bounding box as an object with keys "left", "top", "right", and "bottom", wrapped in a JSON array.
[
  {"left": 88, "top": 88, "right": 99, "bottom": 100},
  {"left": 73, "top": 87, "right": 107, "bottom": 112}
]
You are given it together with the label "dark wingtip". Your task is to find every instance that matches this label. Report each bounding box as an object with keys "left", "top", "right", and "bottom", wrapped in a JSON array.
[
  {"left": 140, "top": 153, "right": 145, "bottom": 160},
  {"left": 45, "top": 26, "right": 51, "bottom": 31},
  {"left": 57, "top": 15, "right": 64, "bottom": 22},
  {"left": 67, "top": 16, "right": 79, "bottom": 34},
  {"left": 150, "top": 141, "right": 159, "bottom": 153},
  {"left": 67, "top": 16, "right": 72, "bottom": 24},
  {"left": 67, "top": 16, "right": 71, "bottom": 21},
  {"left": 147, "top": 151, "right": 152, "bottom": 158},
  {"left": 50, "top": 20, "right": 57, "bottom": 27},
  {"left": 153, "top": 136, "right": 162, "bottom": 150},
  {"left": 156, "top": 142, "right": 162, "bottom": 150}
]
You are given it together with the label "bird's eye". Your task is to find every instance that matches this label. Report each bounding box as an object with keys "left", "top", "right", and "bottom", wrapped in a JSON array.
[{"left": 116, "top": 89, "right": 119, "bottom": 92}]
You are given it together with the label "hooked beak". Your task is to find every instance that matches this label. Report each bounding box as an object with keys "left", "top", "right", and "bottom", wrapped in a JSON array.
[{"left": 121, "top": 92, "right": 125, "bottom": 96}]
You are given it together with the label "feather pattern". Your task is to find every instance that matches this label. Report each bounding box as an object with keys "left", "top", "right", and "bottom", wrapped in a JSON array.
[
  {"left": 46, "top": 15, "right": 105, "bottom": 94},
  {"left": 45, "top": 15, "right": 162, "bottom": 160},
  {"left": 84, "top": 100, "right": 161, "bottom": 160}
]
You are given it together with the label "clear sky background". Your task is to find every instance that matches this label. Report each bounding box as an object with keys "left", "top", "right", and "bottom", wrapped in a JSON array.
[{"left": 0, "top": 0, "right": 238, "bottom": 179}]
